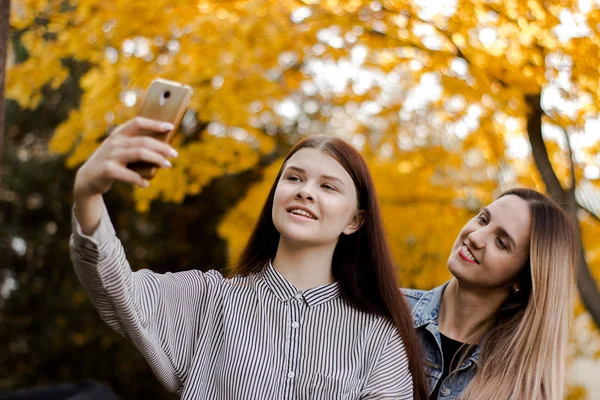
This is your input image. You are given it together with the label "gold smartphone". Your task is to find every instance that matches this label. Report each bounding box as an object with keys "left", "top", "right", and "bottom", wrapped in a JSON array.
[{"left": 128, "top": 78, "right": 193, "bottom": 180}]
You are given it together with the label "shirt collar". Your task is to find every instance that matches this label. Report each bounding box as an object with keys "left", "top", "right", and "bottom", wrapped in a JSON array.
[
  {"left": 411, "top": 282, "right": 448, "bottom": 328},
  {"left": 260, "top": 261, "right": 341, "bottom": 307},
  {"left": 412, "top": 281, "right": 481, "bottom": 365}
]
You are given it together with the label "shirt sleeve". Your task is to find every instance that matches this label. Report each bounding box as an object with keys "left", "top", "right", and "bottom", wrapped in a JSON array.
[
  {"left": 359, "top": 321, "right": 414, "bottom": 399},
  {"left": 69, "top": 200, "right": 224, "bottom": 394}
]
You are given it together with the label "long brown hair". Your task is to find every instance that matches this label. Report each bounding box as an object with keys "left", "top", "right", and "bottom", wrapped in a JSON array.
[
  {"left": 235, "top": 135, "right": 428, "bottom": 398},
  {"left": 459, "top": 188, "right": 577, "bottom": 400}
]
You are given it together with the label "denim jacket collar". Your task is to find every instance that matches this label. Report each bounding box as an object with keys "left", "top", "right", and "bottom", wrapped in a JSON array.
[{"left": 410, "top": 282, "right": 482, "bottom": 365}]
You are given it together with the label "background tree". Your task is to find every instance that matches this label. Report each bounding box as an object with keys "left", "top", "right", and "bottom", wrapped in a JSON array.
[
  {"left": 3, "top": 0, "right": 600, "bottom": 398},
  {"left": 1, "top": 0, "right": 10, "bottom": 169}
]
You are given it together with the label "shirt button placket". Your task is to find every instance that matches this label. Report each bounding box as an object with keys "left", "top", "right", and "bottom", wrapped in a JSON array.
[{"left": 284, "top": 294, "right": 302, "bottom": 399}]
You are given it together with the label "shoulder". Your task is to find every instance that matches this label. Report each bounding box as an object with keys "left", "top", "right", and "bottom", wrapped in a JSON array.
[
  {"left": 400, "top": 288, "right": 426, "bottom": 299},
  {"left": 400, "top": 288, "right": 426, "bottom": 310},
  {"left": 164, "top": 270, "right": 262, "bottom": 304},
  {"left": 221, "top": 271, "right": 263, "bottom": 295},
  {"left": 165, "top": 268, "right": 226, "bottom": 283},
  {"left": 135, "top": 269, "right": 228, "bottom": 293},
  {"left": 178, "top": 269, "right": 257, "bottom": 286}
]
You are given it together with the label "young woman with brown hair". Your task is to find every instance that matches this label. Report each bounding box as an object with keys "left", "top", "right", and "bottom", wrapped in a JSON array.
[{"left": 70, "top": 117, "right": 428, "bottom": 399}]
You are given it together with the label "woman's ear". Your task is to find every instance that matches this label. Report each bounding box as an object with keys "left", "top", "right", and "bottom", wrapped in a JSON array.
[{"left": 343, "top": 210, "right": 365, "bottom": 235}]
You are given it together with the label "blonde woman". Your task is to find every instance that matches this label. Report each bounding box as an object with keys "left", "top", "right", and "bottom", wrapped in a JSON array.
[{"left": 403, "top": 188, "right": 577, "bottom": 399}]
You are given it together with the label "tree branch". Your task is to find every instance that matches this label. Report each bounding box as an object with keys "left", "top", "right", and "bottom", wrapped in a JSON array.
[
  {"left": 576, "top": 244, "right": 600, "bottom": 329},
  {"left": 560, "top": 124, "right": 577, "bottom": 194},
  {"left": 525, "top": 94, "right": 566, "bottom": 200},
  {"left": 526, "top": 94, "right": 600, "bottom": 327}
]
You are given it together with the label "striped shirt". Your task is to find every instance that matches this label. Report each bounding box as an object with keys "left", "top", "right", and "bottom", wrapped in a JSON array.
[{"left": 70, "top": 203, "right": 413, "bottom": 399}]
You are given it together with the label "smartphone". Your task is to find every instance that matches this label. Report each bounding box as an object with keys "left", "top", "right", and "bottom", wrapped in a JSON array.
[{"left": 128, "top": 78, "right": 193, "bottom": 180}]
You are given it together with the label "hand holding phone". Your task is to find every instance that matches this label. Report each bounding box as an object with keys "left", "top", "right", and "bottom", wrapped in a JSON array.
[
  {"left": 72, "top": 78, "right": 192, "bottom": 233},
  {"left": 127, "top": 78, "right": 193, "bottom": 180},
  {"left": 73, "top": 116, "right": 179, "bottom": 234}
]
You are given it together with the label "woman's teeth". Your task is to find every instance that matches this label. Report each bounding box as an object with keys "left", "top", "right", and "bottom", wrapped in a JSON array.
[
  {"left": 461, "top": 244, "right": 477, "bottom": 263},
  {"left": 290, "top": 209, "right": 316, "bottom": 219}
]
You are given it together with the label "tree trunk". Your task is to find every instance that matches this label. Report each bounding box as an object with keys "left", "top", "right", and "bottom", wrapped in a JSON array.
[
  {"left": 526, "top": 94, "right": 600, "bottom": 327},
  {"left": 0, "top": 0, "right": 10, "bottom": 178}
]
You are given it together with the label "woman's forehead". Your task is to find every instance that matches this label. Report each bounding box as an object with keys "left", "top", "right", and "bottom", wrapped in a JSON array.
[
  {"left": 284, "top": 148, "right": 351, "bottom": 179},
  {"left": 487, "top": 195, "right": 532, "bottom": 245}
]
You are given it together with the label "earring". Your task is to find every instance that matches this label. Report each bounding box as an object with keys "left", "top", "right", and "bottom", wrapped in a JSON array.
[{"left": 513, "top": 286, "right": 520, "bottom": 294}]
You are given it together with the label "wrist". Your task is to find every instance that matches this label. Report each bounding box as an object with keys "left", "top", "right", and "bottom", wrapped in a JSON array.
[
  {"left": 73, "top": 193, "right": 104, "bottom": 236},
  {"left": 73, "top": 171, "right": 95, "bottom": 199}
]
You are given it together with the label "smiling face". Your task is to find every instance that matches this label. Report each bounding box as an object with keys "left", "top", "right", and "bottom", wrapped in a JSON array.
[
  {"left": 448, "top": 195, "right": 532, "bottom": 293},
  {"left": 272, "top": 148, "right": 363, "bottom": 248}
]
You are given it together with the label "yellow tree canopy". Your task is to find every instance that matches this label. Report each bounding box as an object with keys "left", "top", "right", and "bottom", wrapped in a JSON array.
[
  {"left": 9, "top": 0, "right": 600, "bottom": 300},
  {"left": 9, "top": 0, "right": 600, "bottom": 280},
  {"left": 9, "top": 0, "right": 600, "bottom": 189}
]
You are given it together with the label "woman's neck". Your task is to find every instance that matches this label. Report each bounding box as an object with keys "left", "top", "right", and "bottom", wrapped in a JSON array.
[
  {"left": 272, "top": 239, "right": 336, "bottom": 291},
  {"left": 439, "top": 279, "right": 509, "bottom": 344}
]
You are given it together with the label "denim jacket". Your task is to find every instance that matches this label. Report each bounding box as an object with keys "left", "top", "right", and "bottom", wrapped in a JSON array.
[{"left": 402, "top": 284, "right": 481, "bottom": 399}]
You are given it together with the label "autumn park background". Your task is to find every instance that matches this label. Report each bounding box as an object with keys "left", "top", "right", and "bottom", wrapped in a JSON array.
[{"left": 1, "top": 0, "right": 600, "bottom": 398}]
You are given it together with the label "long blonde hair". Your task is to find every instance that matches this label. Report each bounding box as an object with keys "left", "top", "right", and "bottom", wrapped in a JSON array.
[{"left": 459, "top": 188, "right": 577, "bottom": 400}]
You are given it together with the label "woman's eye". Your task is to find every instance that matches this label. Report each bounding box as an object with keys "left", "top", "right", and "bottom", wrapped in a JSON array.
[
  {"left": 496, "top": 237, "right": 507, "bottom": 250},
  {"left": 477, "top": 215, "right": 487, "bottom": 224},
  {"left": 287, "top": 175, "right": 301, "bottom": 182},
  {"left": 321, "top": 184, "right": 336, "bottom": 191}
]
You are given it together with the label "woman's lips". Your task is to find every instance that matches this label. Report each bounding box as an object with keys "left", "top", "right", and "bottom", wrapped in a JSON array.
[{"left": 458, "top": 245, "right": 478, "bottom": 264}]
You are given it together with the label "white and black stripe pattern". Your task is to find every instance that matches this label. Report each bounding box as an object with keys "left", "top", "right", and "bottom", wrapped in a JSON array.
[{"left": 70, "top": 203, "right": 413, "bottom": 399}]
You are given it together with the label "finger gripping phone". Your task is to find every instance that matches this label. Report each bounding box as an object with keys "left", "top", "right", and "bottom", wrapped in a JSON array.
[{"left": 128, "top": 78, "right": 193, "bottom": 180}]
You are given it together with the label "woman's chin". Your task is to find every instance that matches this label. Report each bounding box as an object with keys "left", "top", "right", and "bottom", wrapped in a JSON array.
[
  {"left": 278, "top": 232, "right": 339, "bottom": 250},
  {"left": 447, "top": 255, "right": 471, "bottom": 279},
  {"left": 279, "top": 233, "right": 318, "bottom": 247}
]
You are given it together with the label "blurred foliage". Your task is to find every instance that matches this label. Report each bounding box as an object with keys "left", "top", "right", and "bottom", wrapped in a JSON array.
[{"left": 3, "top": 0, "right": 600, "bottom": 398}]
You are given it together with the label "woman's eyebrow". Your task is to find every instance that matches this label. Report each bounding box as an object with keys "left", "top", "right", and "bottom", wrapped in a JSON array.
[
  {"left": 286, "top": 165, "right": 346, "bottom": 189},
  {"left": 484, "top": 207, "right": 517, "bottom": 250},
  {"left": 497, "top": 227, "right": 517, "bottom": 251},
  {"left": 321, "top": 174, "right": 346, "bottom": 189},
  {"left": 285, "top": 165, "right": 305, "bottom": 174}
]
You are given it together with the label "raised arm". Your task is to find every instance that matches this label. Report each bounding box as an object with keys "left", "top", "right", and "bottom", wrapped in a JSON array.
[{"left": 70, "top": 118, "right": 218, "bottom": 393}]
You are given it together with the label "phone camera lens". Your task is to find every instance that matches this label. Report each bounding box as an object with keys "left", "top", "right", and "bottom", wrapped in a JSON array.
[{"left": 163, "top": 91, "right": 171, "bottom": 99}]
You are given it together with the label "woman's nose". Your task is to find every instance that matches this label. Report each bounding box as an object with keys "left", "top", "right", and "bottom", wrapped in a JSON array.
[
  {"left": 466, "top": 228, "right": 486, "bottom": 249},
  {"left": 295, "top": 187, "right": 314, "bottom": 201}
]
